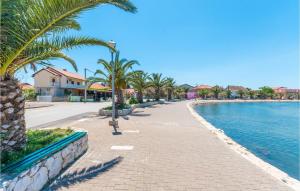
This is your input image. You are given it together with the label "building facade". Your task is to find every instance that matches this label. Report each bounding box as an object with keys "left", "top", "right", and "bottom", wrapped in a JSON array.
[{"left": 33, "top": 67, "right": 86, "bottom": 101}]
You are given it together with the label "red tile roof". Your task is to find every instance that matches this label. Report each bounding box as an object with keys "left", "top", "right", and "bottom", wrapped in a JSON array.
[
  {"left": 48, "top": 67, "right": 85, "bottom": 81},
  {"left": 33, "top": 67, "right": 85, "bottom": 81},
  {"left": 193, "top": 85, "right": 212, "bottom": 90},
  {"left": 227, "top": 85, "right": 247, "bottom": 91},
  {"left": 89, "top": 83, "right": 111, "bottom": 91},
  {"left": 19, "top": 83, "right": 34, "bottom": 90}
]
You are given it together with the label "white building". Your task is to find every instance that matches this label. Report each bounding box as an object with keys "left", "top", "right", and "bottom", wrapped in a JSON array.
[{"left": 33, "top": 67, "right": 86, "bottom": 101}]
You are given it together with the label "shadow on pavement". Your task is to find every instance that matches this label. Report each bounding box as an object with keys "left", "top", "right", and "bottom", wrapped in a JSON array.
[{"left": 45, "top": 156, "right": 123, "bottom": 191}]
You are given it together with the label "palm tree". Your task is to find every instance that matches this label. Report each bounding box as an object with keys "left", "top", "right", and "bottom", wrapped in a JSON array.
[
  {"left": 90, "top": 52, "right": 139, "bottom": 106},
  {"left": 174, "top": 87, "right": 185, "bottom": 99},
  {"left": 258, "top": 86, "right": 275, "bottom": 99},
  {"left": 165, "top": 78, "right": 176, "bottom": 101},
  {"left": 237, "top": 89, "right": 245, "bottom": 99},
  {"left": 225, "top": 89, "right": 232, "bottom": 99},
  {"left": 0, "top": 0, "right": 136, "bottom": 151},
  {"left": 198, "top": 89, "right": 209, "bottom": 99},
  {"left": 129, "top": 71, "right": 149, "bottom": 103},
  {"left": 247, "top": 88, "right": 256, "bottom": 99},
  {"left": 211, "top": 85, "right": 222, "bottom": 99},
  {"left": 148, "top": 73, "right": 167, "bottom": 101}
]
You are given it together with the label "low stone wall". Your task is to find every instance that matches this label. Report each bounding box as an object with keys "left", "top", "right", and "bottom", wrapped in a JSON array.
[
  {"left": 98, "top": 101, "right": 165, "bottom": 116},
  {"left": 132, "top": 100, "right": 164, "bottom": 109},
  {"left": 1, "top": 133, "right": 88, "bottom": 191},
  {"left": 99, "top": 107, "right": 133, "bottom": 116}
]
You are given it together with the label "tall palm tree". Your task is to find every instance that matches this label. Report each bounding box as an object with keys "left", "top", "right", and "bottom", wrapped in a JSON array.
[
  {"left": 247, "top": 88, "right": 256, "bottom": 99},
  {"left": 237, "top": 89, "right": 245, "bottom": 99},
  {"left": 0, "top": 0, "right": 136, "bottom": 151},
  {"left": 129, "top": 71, "right": 149, "bottom": 103},
  {"left": 174, "top": 87, "right": 185, "bottom": 99},
  {"left": 90, "top": 52, "right": 139, "bottom": 106},
  {"left": 211, "top": 85, "right": 222, "bottom": 99},
  {"left": 225, "top": 89, "right": 232, "bottom": 99},
  {"left": 165, "top": 77, "right": 176, "bottom": 101},
  {"left": 198, "top": 89, "right": 209, "bottom": 99},
  {"left": 148, "top": 73, "right": 167, "bottom": 101}
]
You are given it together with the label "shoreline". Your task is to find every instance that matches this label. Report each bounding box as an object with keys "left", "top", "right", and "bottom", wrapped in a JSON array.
[{"left": 187, "top": 100, "right": 300, "bottom": 191}]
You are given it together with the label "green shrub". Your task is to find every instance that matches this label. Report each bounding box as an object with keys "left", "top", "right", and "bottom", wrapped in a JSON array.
[
  {"left": 23, "top": 89, "right": 36, "bottom": 100},
  {"left": 103, "top": 103, "right": 131, "bottom": 110},
  {"left": 1, "top": 128, "right": 73, "bottom": 168},
  {"left": 128, "top": 97, "right": 138, "bottom": 105}
]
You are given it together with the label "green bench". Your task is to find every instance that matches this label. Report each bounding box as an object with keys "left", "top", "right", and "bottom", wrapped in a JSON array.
[{"left": 1, "top": 131, "right": 87, "bottom": 174}]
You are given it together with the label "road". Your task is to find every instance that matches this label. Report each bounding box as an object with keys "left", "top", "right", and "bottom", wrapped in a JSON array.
[{"left": 25, "top": 102, "right": 110, "bottom": 128}]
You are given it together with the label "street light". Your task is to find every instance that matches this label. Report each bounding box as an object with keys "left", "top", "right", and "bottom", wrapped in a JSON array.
[
  {"left": 84, "top": 68, "right": 94, "bottom": 103},
  {"left": 107, "top": 40, "right": 119, "bottom": 134}
]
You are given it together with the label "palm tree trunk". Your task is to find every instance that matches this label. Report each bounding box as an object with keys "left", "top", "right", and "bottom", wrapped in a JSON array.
[
  {"left": 137, "top": 91, "right": 143, "bottom": 103},
  {"left": 116, "top": 89, "right": 124, "bottom": 105},
  {"left": 155, "top": 88, "right": 160, "bottom": 101},
  {"left": 1, "top": 78, "right": 26, "bottom": 151},
  {"left": 167, "top": 89, "right": 172, "bottom": 101}
]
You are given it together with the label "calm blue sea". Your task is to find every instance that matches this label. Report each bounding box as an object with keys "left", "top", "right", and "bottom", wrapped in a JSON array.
[{"left": 194, "top": 102, "right": 300, "bottom": 180}]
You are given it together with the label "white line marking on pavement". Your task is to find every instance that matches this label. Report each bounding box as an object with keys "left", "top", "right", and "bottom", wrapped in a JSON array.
[
  {"left": 111, "top": 146, "right": 134, "bottom": 150},
  {"left": 123, "top": 130, "right": 140, "bottom": 133},
  {"left": 77, "top": 118, "right": 89, "bottom": 122}
]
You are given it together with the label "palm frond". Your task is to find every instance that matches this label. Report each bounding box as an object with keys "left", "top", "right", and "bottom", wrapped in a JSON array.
[{"left": 1, "top": 0, "right": 137, "bottom": 76}]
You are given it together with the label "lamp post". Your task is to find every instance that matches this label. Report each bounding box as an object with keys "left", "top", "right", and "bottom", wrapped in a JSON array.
[
  {"left": 107, "top": 40, "right": 119, "bottom": 134},
  {"left": 84, "top": 68, "right": 94, "bottom": 103}
]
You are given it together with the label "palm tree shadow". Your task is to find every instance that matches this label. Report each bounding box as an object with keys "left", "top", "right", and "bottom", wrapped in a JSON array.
[
  {"left": 45, "top": 156, "right": 123, "bottom": 191},
  {"left": 130, "top": 110, "right": 151, "bottom": 117}
]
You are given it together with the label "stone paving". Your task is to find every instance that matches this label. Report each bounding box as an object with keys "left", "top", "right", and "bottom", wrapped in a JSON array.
[{"left": 48, "top": 101, "right": 293, "bottom": 191}]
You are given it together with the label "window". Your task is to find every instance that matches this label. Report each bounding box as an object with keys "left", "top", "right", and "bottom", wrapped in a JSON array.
[
  {"left": 67, "top": 79, "right": 69, "bottom": 84},
  {"left": 77, "top": 82, "right": 80, "bottom": 85},
  {"left": 51, "top": 78, "right": 55, "bottom": 86},
  {"left": 71, "top": 81, "right": 74, "bottom": 85}
]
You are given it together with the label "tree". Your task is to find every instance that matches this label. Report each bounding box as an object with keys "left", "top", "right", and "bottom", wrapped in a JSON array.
[
  {"left": 129, "top": 71, "right": 149, "bottom": 103},
  {"left": 247, "top": 88, "right": 256, "bottom": 99},
  {"left": 165, "top": 77, "right": 176, "bottom": 101},
  {"left": 225, "top": 89, "right": 232, "bottom": 99},
  {"left": 237, "top": 89, "right": 245, "bottom": 99},
  {"left": 90, "top": 52, "right": 139, "bottom": 106},
  {"left": 0, "top": 0, "right": 136, "bottom": 151},
  {"left": 211, "top": 85, "right": 222, "bottom": 99},
  {"left": 148, "top": 73, "right": 167, "bottom": 101},
  {"left": 198, "top": 89, "right": 209, "bottom": 99},
  {"left": 259, "top": 86, "right": 275, "bottom": 99},
  {"left": 174, "top": 87, "right": 185, "bottom": 99}
]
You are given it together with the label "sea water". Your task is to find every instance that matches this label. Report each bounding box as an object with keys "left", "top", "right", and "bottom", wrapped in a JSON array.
[{"left": 194, "top": 102, "right": 300, "bottom": 180}]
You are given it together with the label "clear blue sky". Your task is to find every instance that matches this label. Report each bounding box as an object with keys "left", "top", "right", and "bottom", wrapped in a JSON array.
[{"left": 18, "top": 0, "right": 299, "bottom": 89}]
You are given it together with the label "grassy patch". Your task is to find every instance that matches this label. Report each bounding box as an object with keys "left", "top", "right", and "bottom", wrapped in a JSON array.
[{"left": 1, "top": 128, "right": 73, "bottom": 168}]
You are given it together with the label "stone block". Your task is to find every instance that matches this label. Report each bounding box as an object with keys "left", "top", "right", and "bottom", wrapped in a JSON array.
[{"left": 29, "top": 167, "right": 48, "bottom": 191}]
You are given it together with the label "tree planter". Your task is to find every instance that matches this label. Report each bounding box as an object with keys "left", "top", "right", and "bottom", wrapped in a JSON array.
[
  {"left": 98, "top": 101, "right": 165, "bottom": 116},
  {"left": 132, "top": 100, "right": 164, "bottom": 109},
  {"left": 99, "top": 107, "right": 133, "bottom": 116},
  {"left": 1, "top": 131, "right": 88, "bottom": 191}
]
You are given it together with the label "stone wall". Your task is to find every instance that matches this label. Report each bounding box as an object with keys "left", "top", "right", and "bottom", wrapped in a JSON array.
[
  {"left": 99, "top": 107, "right": 133, "bottom": 116},
  {"left": 132, "top": 100, "right": 164, "bottom": 109},
  {"left": 98, "top": 101, "right": 165, "bottom": 116},
  {"left": 2, "top": 133, "right": 88, "bottom": 191}
]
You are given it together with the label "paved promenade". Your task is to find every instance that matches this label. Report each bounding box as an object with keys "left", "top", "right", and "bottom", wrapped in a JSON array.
[{"left": 48, "top": 101, "right": 292, "bottom": 191}]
